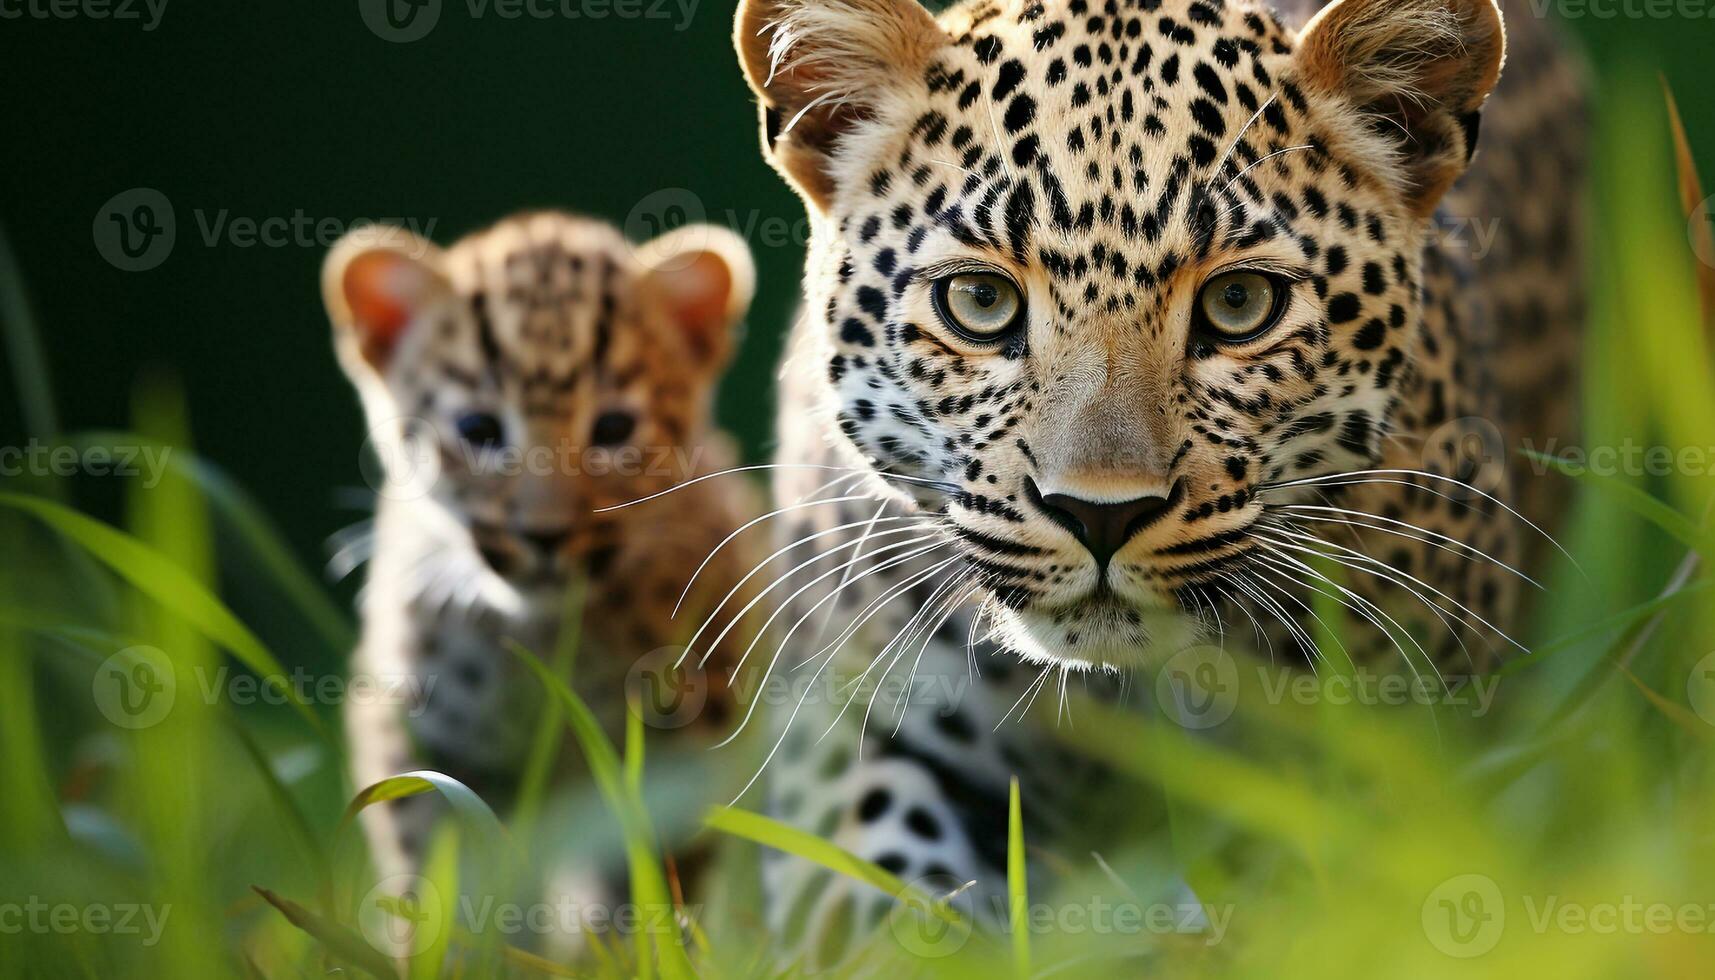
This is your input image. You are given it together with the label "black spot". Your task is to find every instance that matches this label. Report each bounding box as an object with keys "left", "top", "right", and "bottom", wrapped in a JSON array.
[
  {"left": 1328, "top": 292, "right": 1361, "bottom": 323},
  {"left": 1353, "top": 318, "right": 1386, "bottom": 351},
  {"left": 905, "top": 807, "right": 943, "bottom": 841},
  {"left": 840, "top": 318, "right": 876, "bottom": 346},
  {"left": 857, "top": 788, "right": 892, "bottom": 823}
]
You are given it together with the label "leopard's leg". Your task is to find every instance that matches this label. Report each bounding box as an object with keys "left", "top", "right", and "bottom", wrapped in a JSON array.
[{"left": 761, "top": 609, "right": 1063, "bottom": 968}]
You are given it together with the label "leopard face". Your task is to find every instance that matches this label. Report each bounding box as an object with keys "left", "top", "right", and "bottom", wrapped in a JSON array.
[
  {"left": 324, "top": 212, "right": 753, "bottom": 612},
  {"left": 738, "top": 0, "right": 1505, "bottom": 668}
]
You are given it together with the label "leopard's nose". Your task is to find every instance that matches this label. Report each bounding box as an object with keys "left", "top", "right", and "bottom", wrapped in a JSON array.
[{"left": 1029, "top": 477, "right": 1181, "bottom": 569}]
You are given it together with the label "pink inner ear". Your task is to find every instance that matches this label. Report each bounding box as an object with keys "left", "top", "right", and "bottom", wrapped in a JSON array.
[
  {"left": 343, "top": 251, "right": 417, "bottom": 364},
  {"left": 663, "top": 252, "right": 734, "bottom": 347}
]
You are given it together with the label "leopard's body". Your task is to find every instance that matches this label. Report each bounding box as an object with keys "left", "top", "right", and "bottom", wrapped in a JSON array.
[
  {"left": 322, "top": 212, "right": 761, "bottom": 915},
  {"left": 732, "top": 0, "right": 1585, "bottom": 962}
]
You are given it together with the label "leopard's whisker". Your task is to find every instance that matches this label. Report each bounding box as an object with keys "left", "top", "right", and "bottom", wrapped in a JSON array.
[
  {"left": 724, "top": 559, "right": 962, "bottom": 804},
  {"left": 594, "top": 463, "right": 956, "bottom": 514},
  {"left": 1219, "top": 144, "right": 1320, "bottom": 198},
  {"left": 713, "top": 543, "right": 951, "bottom": 749},
  {"left": 997, "top": 664, "right": 1054, "bottom": 730},
  {"left": 695, "top": 534, "right": 949, "bottom": 679},
  {"left": 888, "top": 580, "right": 982, "bottom": 739},
  {"left": 1223, "top": 569, "right": 1325, "bottom": 673},
  {"left": 1260, "top": 527, "right": 1525, "bottom": 656},
  {"left": 672, "top": 492, "right": 889, "bottom": 618},
  {"left": 678, "top": 516, "right": 936, "bottom": 667},
  {"left": 812, "top": 556, "right": 968, "bottom": 746},
  {"left": 1206, "top": 93, "right": 1280, "bottom": 192},
  {"left": 1265, "top": 523, "right": 1492, "bottom": 674},
  {"left": 1213, "top": 574, "right": 1275, "bottom": 663},
  {"left": 1258, "top": 468, "right": 1580, "bottom": 574},
  {"left": 855, "top": 563, "right": 970, "bottom": 747},
  {"left": 1249, "top": 545, "right": 1450, "bottom": 689},
  {"left": 1270, "top": 504, "right": 1540, "bottom": 587},
  {"left": 811, "top": 499, "right": 896, "bottom": 646}
]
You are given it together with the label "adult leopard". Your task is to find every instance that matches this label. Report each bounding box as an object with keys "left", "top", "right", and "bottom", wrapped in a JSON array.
[{"left": 728, "top": 0, "right": 1584, "bottom": 962}]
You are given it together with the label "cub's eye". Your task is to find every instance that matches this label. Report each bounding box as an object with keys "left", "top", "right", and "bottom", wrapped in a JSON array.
[
  {"left": 1196, "top": 271, "right": 1287, "bottom": 342},
  {"left": 931, "top": 272, "right": 1025, "bottom": 342},
  {"left": 591, "top": 410, "right": 636, "bottom": 446},
  {"left": 455, "top": 412, "right": 505, "bottom": 448}
]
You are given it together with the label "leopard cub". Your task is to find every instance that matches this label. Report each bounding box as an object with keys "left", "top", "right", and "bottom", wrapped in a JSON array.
[{"left": 322, "top": 211, "right": 761, "bottom": 905}]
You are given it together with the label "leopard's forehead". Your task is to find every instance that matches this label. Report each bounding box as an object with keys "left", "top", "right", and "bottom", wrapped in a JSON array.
[
  {"left": 434, "top": 213, "right": 643, "bottom": 396},
  {"left": 829, "top": 0, "right": 1339, "bottom": 303}
]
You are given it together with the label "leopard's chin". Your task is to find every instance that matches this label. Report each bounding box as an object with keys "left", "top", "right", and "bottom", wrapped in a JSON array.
[{"left": 993, "top": 595, "right": 1206, "bottom": 673}]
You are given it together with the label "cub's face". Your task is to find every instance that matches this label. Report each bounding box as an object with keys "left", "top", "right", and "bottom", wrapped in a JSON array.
[
  {"left": 324, "top": 213, "right": 753, "bottom": 608},
  {"left": 738, "top": 0, "right": 1503, "bottom": 667}
]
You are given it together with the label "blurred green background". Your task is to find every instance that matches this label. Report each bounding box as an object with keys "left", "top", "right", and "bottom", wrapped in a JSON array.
[
  {"left": 0, "top": 3, "right": 1708, "bottom": 571},
  {"left": 4, "top": 4, "right": 1715, "bottom": 978}
]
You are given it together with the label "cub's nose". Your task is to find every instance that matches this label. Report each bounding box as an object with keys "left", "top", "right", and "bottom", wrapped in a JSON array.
[{"left": 1029, "top": 477, "right": 1180, "bottom": 569}]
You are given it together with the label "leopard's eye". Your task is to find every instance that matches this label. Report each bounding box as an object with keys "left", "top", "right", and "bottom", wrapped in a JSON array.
[
  {"left": 932, "top": 272, "right": 1025, "bottom": 342},
  {"left": 1196, "top": 271, "right": 1286, "bottom": 342},
  {"left": 455, "top": 411, "right": 505, "bottom": 449}
]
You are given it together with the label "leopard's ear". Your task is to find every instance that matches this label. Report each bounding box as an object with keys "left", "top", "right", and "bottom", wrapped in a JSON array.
[
  {"left": 735, "top": 0, "right": 946, "bottom": 212},
  {"left": 636, "top": 224, "right": 756, "bottom": 374},
  {"left": 1294, "top": 0, "right": 1505, "bottom": 217},
  {"left": 321, "top": 227, "right": 451, "bottom": 379}
]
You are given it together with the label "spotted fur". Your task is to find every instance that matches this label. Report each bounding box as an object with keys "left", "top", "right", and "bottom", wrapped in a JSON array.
[
  {"left": 733, "top": 0, "right": 1584, "bottom": 963},
  {"left": 323, "top": 212, "right": 762, "bottom": 918}
]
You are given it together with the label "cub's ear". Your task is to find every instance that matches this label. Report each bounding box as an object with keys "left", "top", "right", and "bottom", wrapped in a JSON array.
[
  {"left": 1294, "top": 0, "right": 1505, "bottom": 216},
  {"left": 636, "top": 224, "right": 756, "bottom": 373},
  {"left": 734, "top": 0, "right": 945, "bottom": 211},
  {"left": 321, "top": 227, "right": 451, "bottom": 378}
]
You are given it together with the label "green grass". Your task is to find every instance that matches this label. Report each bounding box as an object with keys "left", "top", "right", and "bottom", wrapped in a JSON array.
[{"left": 3, "top": 73, "right": 1715, "bottom": 979}]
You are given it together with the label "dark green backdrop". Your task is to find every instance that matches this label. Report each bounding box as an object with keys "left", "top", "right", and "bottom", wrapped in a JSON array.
[{"left": 2, "top": 0, "right": 1711, "bottom": 574}]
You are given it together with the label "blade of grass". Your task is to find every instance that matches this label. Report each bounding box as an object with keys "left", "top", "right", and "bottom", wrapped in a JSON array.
[
  {"left": 626, "top": 703, "right": 654, "bottom": 980},
  {"left": 0, "top": 491, "right": 325, "bottom": 736},
  {"left": 702, "top": 805, "right": 965, "bottom": 930},
  {"left": 81, "top": 431, "right": 355, "bottom": 656},
  {"left": 1522, "top": 452, "right": 1713, "bottom": 555},
  {"left": 227, "top": 717, "right": 332, "bottom": 897},
  {"left": 0, "top": 221, "right": 58, "bottom": 439},
  {"left": 1007, "top": 777, "right": 1029, "bottom": 979},
  {"left": 410, "top": 825, "right": 460, "bottom": 980},
  {"left": 511, "top": 577, "right": 584, "bottom": 842},
  {"left": 507, "top": 641, "right": 695, "bottom": 980},
  {"left": 253, "top": 886, "right": 395, "bottom": 979},
  {"left": 1662, "top": 79, "right": 1715, "bottom": 328},
  {"left": 339, "top": 771, "right": 507, "bottom": 847}
]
